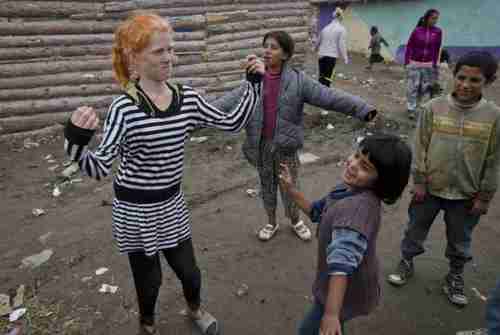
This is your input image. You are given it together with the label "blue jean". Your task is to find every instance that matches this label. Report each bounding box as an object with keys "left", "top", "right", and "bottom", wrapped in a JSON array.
[
  {"left": 401, "top": 194, "right": 480, "bottom": 273},
  {"left": 487, "top": 279, "right": 500, "bottom": 335},
  {"left": 298, "top": 301, "right": 345, "bottom": 335}
]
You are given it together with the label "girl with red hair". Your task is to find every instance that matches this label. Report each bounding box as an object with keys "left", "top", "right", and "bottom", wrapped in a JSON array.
[{"left": 63, "top": 12, "right": 262, "bottom": 335}]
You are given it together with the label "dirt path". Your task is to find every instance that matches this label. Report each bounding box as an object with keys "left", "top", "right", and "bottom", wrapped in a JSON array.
[{"left": 1, "top": 53, "right": 500, "bottom": 334}]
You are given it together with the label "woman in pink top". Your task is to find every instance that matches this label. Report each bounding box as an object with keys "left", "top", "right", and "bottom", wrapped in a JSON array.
[{"left": 404, "top": 9, "right": 442, "bottom": 119}]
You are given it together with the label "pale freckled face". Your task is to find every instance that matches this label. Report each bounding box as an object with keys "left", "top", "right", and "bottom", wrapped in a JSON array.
[{"left": 134, "top": 31, "right": 176, "bottom": 82}]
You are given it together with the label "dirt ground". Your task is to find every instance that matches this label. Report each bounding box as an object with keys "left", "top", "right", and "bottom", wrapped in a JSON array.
[{"left": 2, "top": 53, "right": 500, "bottom": 335}]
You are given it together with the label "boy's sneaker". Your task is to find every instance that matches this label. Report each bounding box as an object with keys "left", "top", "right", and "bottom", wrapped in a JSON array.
[
  {"left": 387, "top": 259, "right": 414, "bottom": 286},
  {"left": 443, "top": 272, "right": 468, "bottom": 307}
]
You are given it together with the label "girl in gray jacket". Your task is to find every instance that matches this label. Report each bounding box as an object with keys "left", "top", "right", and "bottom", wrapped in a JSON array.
[{"left": 213, "top": 30, "right": 377, "bottom": 242}]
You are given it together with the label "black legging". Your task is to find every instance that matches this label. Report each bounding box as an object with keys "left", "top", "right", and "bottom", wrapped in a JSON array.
[
  {"left": 318, "top": 56, "right": 337, "bottom": 87},
  {"left": 128, "top": 238, "right": 201, "bottom": 326}
]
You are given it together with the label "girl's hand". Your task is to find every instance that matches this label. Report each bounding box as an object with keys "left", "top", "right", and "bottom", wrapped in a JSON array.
[
  {"left": 71, "top": 106, "right": 99, "bottom": 130},
  {"left": 245, "top": 54, "right": 265, "bottom": 75},
  {"left": 320, "top": 314, "right": 343, "bottom": 335},
  {"left": 279, "top": 163, "right": 294, "bottom": 192}
]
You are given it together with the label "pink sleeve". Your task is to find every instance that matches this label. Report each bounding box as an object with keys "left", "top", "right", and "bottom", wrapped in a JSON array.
[{"left": 404, "top": 30, "right": 417, "bottom": 65}]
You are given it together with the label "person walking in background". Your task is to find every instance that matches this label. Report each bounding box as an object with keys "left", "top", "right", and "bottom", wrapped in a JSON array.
[
  {"left": 404, "top": 9, "right": 442, "bottom": 119},
  {"left": 366, "top": 26, "right": 389, "bottom": 71},
  {"left": 316, "top": 7, "right": 349, "bottom": 87},
  {"left": 388, "top": 52, "right": 500, "bottom": 308}
]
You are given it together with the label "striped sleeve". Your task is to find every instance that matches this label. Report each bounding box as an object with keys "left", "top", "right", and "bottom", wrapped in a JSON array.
[
  {"left": 64, "top": 97, "right": 127, "bottom": 180},
  {"left": 191, "top": 81, "right": 259, "bottom": 133}
]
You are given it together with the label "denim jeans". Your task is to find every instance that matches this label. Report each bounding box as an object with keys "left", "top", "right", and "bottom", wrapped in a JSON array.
[
  {"left": 487, "top": 279, "right": 500, "bottom": 335},
  {"left": 298, "top": 301, "right": 345, "bottom": 335},
  {"left": 401, "top": 194, "right": 480, "bottom": 273}
]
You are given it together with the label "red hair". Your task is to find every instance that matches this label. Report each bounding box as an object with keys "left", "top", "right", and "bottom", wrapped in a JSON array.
[{"left": 112, "top": 11, "right": 172, "bottom": 88}]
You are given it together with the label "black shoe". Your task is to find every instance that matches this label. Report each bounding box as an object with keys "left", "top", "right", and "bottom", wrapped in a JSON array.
[
  {"left": 443, "top": 272, "right": 468, "bottom": 307},
  {"left": 387, "top": 259, "right": 414, "bottom": 286}
]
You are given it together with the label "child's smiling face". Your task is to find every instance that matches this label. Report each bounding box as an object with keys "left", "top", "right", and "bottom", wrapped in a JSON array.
[
  {"left": 342, "top": 149, "right": 379, "bottom": 190},
  {"left": 453, "top": 65, "right": 486, "bottom": 104}
]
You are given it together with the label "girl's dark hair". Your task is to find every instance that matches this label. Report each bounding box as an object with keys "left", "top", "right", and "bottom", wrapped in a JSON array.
[
  {"left": 370, "top": 26, "right": 378, "bottom": 35},
  {"left": 263, "top": 30, "right": 295, "bottom": 60},
  {"left": 358, "top": 134, "right": 412, "bottom": 204},
  {"left": 453, "top": 51, "right": 498, "bottom": 84},
  {"left": 417, "top": 8, "right": 439, "bottom": 28}
]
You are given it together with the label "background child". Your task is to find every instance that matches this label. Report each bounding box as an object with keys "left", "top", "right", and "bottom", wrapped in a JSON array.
[
  {"left": 388, "top": 51, "right": 500, "bottom": 307},
  {"left": 366, "top": 26, "right": 389, "bottom": 70},
  {"left": 279, "top": 134, "right": 412, "bottom": 335}
]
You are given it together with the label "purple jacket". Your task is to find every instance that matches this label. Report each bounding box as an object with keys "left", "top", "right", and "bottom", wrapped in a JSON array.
[{"left": 404, "top": 26, "right": 442, "bottom": 66}]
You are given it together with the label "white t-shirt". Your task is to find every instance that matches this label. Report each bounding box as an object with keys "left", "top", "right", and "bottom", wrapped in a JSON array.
[{"left": 317, "top": 20, "right": 349, "bottom": 64}]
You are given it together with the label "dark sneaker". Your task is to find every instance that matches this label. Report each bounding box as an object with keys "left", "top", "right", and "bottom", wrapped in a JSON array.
[
  {"left": 443, "top": 273, "right": 468, "bottom": 307},
  {"left": 387, "top": 259, "right": 414, "bottom": 286}
]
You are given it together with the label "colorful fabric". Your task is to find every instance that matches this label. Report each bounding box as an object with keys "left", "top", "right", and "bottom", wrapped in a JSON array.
[
  {"left": 413, "top": 94, "right": 500, "bottom": 201},
  {"left": 404, "top": 26, "right": 442, "bottom": 66},
  {"left": 262, "top": 70, "right": 281, "bottom": 139},
  {"left": 406, "top": 65, "right": 434, "bottom": 111},
  {"left": 256, "top": 138, "right": 300, "bottom": 221}
]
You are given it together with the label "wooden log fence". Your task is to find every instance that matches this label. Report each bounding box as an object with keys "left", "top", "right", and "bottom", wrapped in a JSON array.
[{"left": 0, "top": 0, "right": 312, "bottom": 136}]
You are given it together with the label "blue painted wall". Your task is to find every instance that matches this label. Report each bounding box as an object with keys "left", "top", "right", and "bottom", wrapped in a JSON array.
[{"left": 318, "top": 0, "right": 500, "bottom": 62}]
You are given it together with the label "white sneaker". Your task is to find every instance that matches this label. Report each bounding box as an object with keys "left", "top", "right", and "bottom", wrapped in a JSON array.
[
  {"left": 258, "top": 224, "right": 279, "bottom": 241},
  {"left": 292, "top": 220, "right": 312, "bottom": 241}
]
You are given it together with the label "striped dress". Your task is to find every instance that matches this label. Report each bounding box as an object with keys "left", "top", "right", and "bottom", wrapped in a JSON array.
[{"left": 64, "top": 81, "right": 259, "bottom": 256}]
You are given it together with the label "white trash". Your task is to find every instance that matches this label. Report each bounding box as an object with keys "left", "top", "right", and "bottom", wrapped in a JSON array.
[
  {"left": 9, "top": 308, "right": 27, "bottom": 322},
  {"left": 299, "top": 152, "right": 320, "bottom": 165},
  {"left": 95, "top": 267, "right": 109, "bottom": 276},
  {"left": 32, "top": 208, "right": 46, "bottom": 217},
  {"left": 99, "top": 284, "right": 118, "bottom": 294},
  {"left": 190, "top": 136, "right": 208, "bottom": 144}
]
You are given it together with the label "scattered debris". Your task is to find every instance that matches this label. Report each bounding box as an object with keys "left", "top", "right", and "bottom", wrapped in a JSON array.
[
  {"left": 326, "top": 123, "right": 335, "bottom": 130},
  {"left": 399, "top": 134, "right": 409, "bottom": 139},
  {"left": 179, "top": 309, "right": 188, "bottom": 317},
  {"left": 99, "top": 284, "right": 118, "bottom": 294},
  {"left": 0, "top": 294, "right": 11, "bottom": 316},
  {"left": 21, "top": 249, "right": 53, "bottom": 269},
  {"left": 44, "top": 154, "right": 53, "bottom": 161},
  {"left": 23, "top": 139, "right": 39, "bottom": 149},
  {"left": 61, "top": 162, "right": 79, "bottom": 178},
  {"left": 82, "top": 73, "right": 96, "bottom": 79},
  {"left": 320, "top": 110, "right": 329, "bottom": 116},
  {"left": 48, "top": 165, "right": 59, "bottom": 172},
  {"left": 337, "top": 72, "right": 346, "bottom": 79},
  {"left": 32, "top": 208, "right": 46, "bottom": 217},
  {"left": 225, "top": 145, "right": 233, "bottom": 151},
  {"left": 246, "top": 189, "right": 259, "bottom": 197},
  {"left": 456, "top": 329, "right": 488, "bottom": 335},
  {"left": 81, "top": 276, "right": 93, "bottom": 283},
  {"left": 471, "top": 287, "right": 488, "bottom": 302},
  {"left": 47, "top": 159, "right": 57, "bottom": 164},
  {"left": 95, "top": 267, "right": 109, "bottom": 276},
  {"left": 299, "top": 152, "right": 320, "bottom": 165},
  {"left": 70, "top": 178, "right": 83, "bottom": 184},
  {"left": 39, "top": 232, "right": 52, "bottom": 245},
  {"left": 52, "top": 186, "right": 61, "bottom": 198},
  {"left": 9, "top": 308, "right": 27, "bottom": 322},
  {"left": 190, "top": 136, "right": 208, "bottom": 144},
  {"left": 236, "top": 284, "right": 249, "bottom": 297},
  {"left": 13, "top": 285, "right": 24, "bottom": 309}
]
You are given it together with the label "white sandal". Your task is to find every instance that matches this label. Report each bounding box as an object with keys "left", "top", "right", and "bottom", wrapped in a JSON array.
[
  {"left": 257, "top": 224, "right": 279, "bottom": 241},
  {"left": 292, "top": 220, "right": 312, "bottom": 241}
]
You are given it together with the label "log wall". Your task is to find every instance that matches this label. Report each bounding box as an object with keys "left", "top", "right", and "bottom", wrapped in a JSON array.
[{"left": 0, "top": 0, "right": 312, "bottom": 138}]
